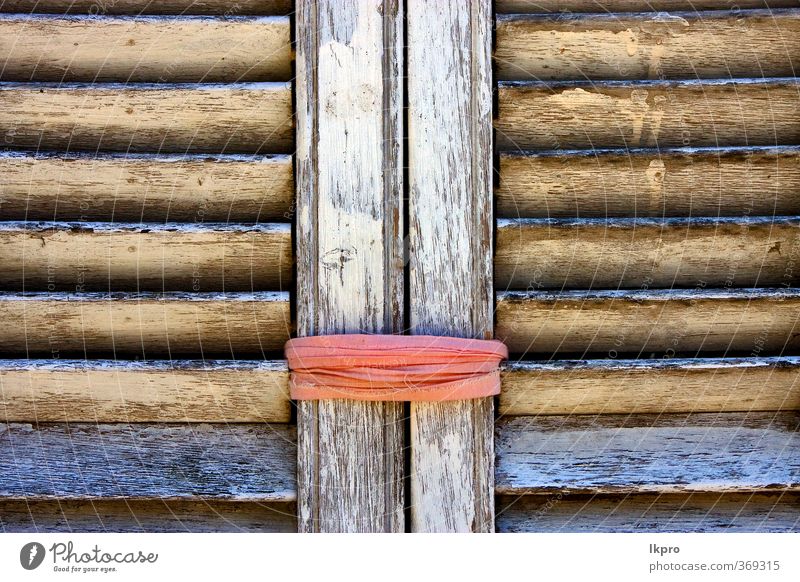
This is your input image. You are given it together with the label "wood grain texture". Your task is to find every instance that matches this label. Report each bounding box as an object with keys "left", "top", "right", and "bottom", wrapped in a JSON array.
[
  {"left": 0, "top": 82, "right": 293, "bottom": 153},
  {"left": 501, "top": 357, "right": 800, "bottom": 415},
  {"left": 0, "top": 291, "right": 290, "bottom": 356},
  {"left": 0, "top": 500, "right": 296, "bottom": 533},
  {"left": 0, "top": 422, "right": 297, "bottom": 500},
  {"left": 495, "top": 217, "right": 800, "bottom": 290},
  {"left": 295, "top": 0, "right": 405, "bottom": 533},
  {"left": 496, "top": 1, "right": 800, "bottom": 12},
  {"left": 0, "top": 222, "right": 291, "bottom": 291},
  {"left": 497, "top": 79, "right": 800, "bottom": 150},
  {"left": 0, "top": 359, "right": 290, "bottom": 423},
  {"left": 496, "top": 289, "right": 800, "bottom": 356},
  {"left": 497, "top": 146, "right": 800, "bottom": 219},
  {"left": 407, "top": 0, "right": 494, "bottom": 533},
  {"left": 0, "top": 0, "right": 292, "bottom": 14},
  {"left": 0, "top": 15, "right": 291, "bottom": 82},
  {"left": 496, "top": 10, "right": 800, "bottom": 81},
  {"left": 0, "top": 152, "right": 293, "bottom": 222},
  {"left": 496, "top": 493, "right": 800, "bottom": 533},
  {"left": 496, "top": 412, "right": 800, "bottom": 494}
]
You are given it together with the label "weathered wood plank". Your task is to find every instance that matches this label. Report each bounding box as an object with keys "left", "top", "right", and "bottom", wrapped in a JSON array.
[
  {"left": 0, "top": 222, "right": 291, "bottom": 291},
  {"left": 497, "top": 146, "right": 800, "bottom": 218},
  {"left": 497, "top": 79, "right": 800, "bottom": 150},
  {"left": 496, "top": 10, "right": 800, "bottom": 81},
  {"left": 0, "top": 15, "right": 291, "bottom": 82},
  {"left": 0, "top": 291, "right": 290, "bottom": 356},
  {"left": 0, "top": 500, "right": 297, "bottom": 533},
  {"left": 0, "top": 359, "right": 290, "bottom": 423},
  {"left": 496, "top": 289, "right": 800, "bottom": 356},
  {"left": 0, "top": 423, "right": 297, "bottom": 500},
  {"left": 501, "top": 357, "right": 800, "bottom": 415},
  {"left": 495, "top": 217, "right": 800, "bottom": 290},
  {"left": 407, "top": 0, "right": 494, "bottom": 533},
  {"left": 496, "top": 1, "right": 800, "bottom": 12},
  {"left": 0, "top": 152, "right": 293, "bottom": 222},
  {"left": 295, "top": 0, "right": 405, "bottom": 533},
  {"left": 496, "top": 412, "right": 800, "bottom": 495},
  {"left": 496, "top": 493, "right": 800, "bottom": 533},
  {"left": 0, "top": 82, "right": 293, "bottom": 153},
  {"left": 0, "top": 0, "right": 293, "bottom": 14}
]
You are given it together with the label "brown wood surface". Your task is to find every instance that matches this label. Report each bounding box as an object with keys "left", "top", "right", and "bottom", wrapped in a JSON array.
[
  {"left": 496, "top": 289, "right": 800, "bottom": 356},
  {"left": 496, "top": 493, "right": 800, "bottom": 533},
  {"left": 496, "top": 412, "right": 800, "bottom": 494},
  {"left": 496, "top": 10, "right": 800, "bottom": 81},
  {"left": 496, "top": 1, "right": 800, "bottom": 12},
  {"left": 497, "top": 79, "right": 800, "bottom": 150},
  {"left": 0, "top": 15, "right": 291, "bottom": 82},
  {"left": 0, "top": 359, "right": 290, "bottom": 423},
  {"left": 495, "top": 217, "right": 800, "bottom": 290},
  {"left": 1, "top": 500, "right": 297, "bottom": 533},
  {"left": 0, "top": 291, "right": 290, "bottom": 356},
  {"left": 0, "top": 83, "right": 293, "bottom": 153},
  {"left": 501, "top": 357, "right": 800, "bottom": 415},
  {"left": 294, "top": 0, "right": 405, "bottom": 533},
  {"left": 497, "top": 146, "right": 800, "bottom": 219},
  {"left": 0, "top": 152, "right": 293, "bottom": 222},
  {"left": 0, "top": 422, "right": 297, "bottom": 500},
  {"left": 0, "top": 0, "right": 293, "bottom": 14},
  {"left": 0, "top": 222, "right": 291, "bottom": 291}
]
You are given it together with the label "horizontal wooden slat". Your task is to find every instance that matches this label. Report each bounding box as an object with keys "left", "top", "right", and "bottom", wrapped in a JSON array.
[
  {"left": 0, "top": 422, "right": 296, "bottom": 500},
  {"left": 496, "top": 412, "right": 800, "bottom": 494},
  {"left": 0, "top": 291, "right": 290, "bottom": 356},
  {"left": 495, "top": 217, "right": 800, "bottom": 290},
  {"left": 496, "top": 1, "right": 800, "bottom": 12},
  {"left": 496, "top": 10, "right": 800, "bottom": 81},
  {"left": 0, "top": 359, "right": 290, "bottom": 423},
  {"left": 0, "top": 15, "right": 291, "bottom": 83},
  {"left": 497, "top": 79, "right": 800, "bottom": 150},
  {"left": 0, "top": 82, "right": 293, "bottom": 153},
  {"left": 0, "top": 222, "right": 292, "bottom": 291},
  {"left": 1, "top": 500, "right": 297, "bottom": 532},
  {"left": 501, "top": 357, "right": 800, "bottom": 415},
  {"left": 497, "top": 146, "right": 800, "bottom": 218},
  {"left": 0, "top": 0, "right": 292, "bottom": 14},
  {"left": 496, "top": 492, "right": 800, "bottom": 533},
  {"left": 0, "top": 152, "right": 293, "bottom": 222},
  {"left": 496, "top": 289, "right": 800, "bottom": 356}
]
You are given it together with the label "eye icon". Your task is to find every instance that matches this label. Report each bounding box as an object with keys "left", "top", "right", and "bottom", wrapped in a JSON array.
[{"left": 20, "top": 542, "right": 46, "bottom": 570}]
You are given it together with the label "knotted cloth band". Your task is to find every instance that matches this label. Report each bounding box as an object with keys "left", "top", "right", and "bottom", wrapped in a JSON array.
[{"left": 285, "top": 334, "right": 508, "bottom": 402}]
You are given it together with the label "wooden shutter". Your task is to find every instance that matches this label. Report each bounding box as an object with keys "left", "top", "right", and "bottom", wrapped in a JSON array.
[
  {"left": 0, "top": 1, "right": 296, "bottom": 532},
  {"left": 494, "top": 1, "right": 800, "bottom": 532}
]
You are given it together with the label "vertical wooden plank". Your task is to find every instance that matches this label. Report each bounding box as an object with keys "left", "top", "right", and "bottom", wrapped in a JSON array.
[
  {"left": 295, "top": 0, "right": 405, "bottom": 532},
  {"left": 407, "top": 0, "right": 495, "bottom": 532}
]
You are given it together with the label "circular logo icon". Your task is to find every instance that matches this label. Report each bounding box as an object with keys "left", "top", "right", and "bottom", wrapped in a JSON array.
[{"left": 20, "top": 542, "right": 46, "bottom": 570}]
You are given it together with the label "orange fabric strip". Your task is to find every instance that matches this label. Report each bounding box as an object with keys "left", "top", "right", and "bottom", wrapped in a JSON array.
[{"left": 285, "top": 334, "right": 508, "bottom": 402}]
